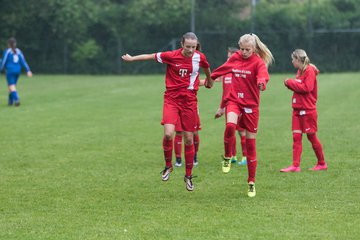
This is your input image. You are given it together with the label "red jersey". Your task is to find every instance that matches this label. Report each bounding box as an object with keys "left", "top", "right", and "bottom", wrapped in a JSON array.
[
  {"left": 211, "top": 52, "right": 269, "bottom": 108},
  {"left": 155, "top": 48, "right": 210, "bottom": 93},
  {"left": 285, "top": 65, "right": 318, "bottom": 110},
  {"left": 220, "top": 73, "right": 233, "bottom": 108}
]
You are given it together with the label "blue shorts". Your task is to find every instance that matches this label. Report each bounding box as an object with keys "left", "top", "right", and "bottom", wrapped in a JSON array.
[{"left": 6, "top": 73, "right": 20, "bottom": 85}]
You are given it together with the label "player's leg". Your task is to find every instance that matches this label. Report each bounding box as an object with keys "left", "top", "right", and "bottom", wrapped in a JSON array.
[
  {"left": 305, "top": 112, "right": 327, "bottom": 170},
  {"left": 280, "top": 112, "right": 302, "bottom": 172},
  {"left": 160, "top": 99, "right": 178, "bottom": 181},
  {"left": 223, "top": 108, "right": 238, "bottom": 173},
  {"left": 6, "top": 73, "right": 19, "bottom": 106},
  {"left": 174, "top": 121, "right": 183, "bottom": 167}
]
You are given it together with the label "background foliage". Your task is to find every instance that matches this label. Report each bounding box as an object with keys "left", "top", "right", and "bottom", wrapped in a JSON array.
[{"left": 1, "top": 0, "right": 360, "bottom": 74}]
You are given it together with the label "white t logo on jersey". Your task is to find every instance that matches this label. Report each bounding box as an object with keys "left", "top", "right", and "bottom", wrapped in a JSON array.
[{"left": 179, "top": 69, "right": 188, "bottom": 77}]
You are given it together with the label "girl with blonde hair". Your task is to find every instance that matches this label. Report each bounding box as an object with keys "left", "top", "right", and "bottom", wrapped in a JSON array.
[
  {"left": 208, "top": 33, "right": 274, "bottom": 197},
  {"left": 280, "top": 49, "right": 327, "bottom": 172}
]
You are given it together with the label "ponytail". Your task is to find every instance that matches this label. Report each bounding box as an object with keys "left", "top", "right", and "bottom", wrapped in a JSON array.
[
  {"left": 8, "top": 37, "right": 17, "bottom": 54},
  {"left": 292, "top": 49, "right": 312, "bottom": 75}
]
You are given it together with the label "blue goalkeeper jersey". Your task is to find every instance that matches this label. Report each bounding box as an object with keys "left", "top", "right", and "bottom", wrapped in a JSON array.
[{"left": 0, "top": 48, "right": 30, "bottom": 74}]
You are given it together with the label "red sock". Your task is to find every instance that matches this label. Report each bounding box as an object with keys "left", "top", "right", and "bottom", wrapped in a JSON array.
[
  {"left": 232, "top": 136, "right": 237, "bottom": 157},
  {"left": 163, "top": 136, "right": 173, "bottom": 168},
  {"left": 174, "top": 134, "right": 182, "bottom": 159},
  {"left": 240, "top": 135, "right": 247, "bottom": 157},
  {"left": 246, "top": 138, "right": 257, "bottom": 183},
  {"left": 193, "top": 134, "right": 200, "bottom": 154},
  {"left": 292, "top": 133, "right": 302, "bottom": 167},
  {"left": 184, "top": 144, "right": 195, "bottom": 176},
  {"left": 224, "top": 123, "right": 236, "bottom": 158},
  {"left": 307, "top": 134, "right": 325, "bottom": 165}
]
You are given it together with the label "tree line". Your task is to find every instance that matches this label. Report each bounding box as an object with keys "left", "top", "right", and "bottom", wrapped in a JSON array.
[{"left": 1, "top": 0, "right": 359, "bottom": 74}]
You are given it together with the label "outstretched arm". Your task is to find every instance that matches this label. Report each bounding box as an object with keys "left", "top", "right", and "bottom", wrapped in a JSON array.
[
  {"left": 203, "top": 68, "right": 214, "bottom": 88},
  {"left": 121, "top": 53, "right": 156, "bottom": 62}
]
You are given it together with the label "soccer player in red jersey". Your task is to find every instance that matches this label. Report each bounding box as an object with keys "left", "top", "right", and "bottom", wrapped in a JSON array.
[
  {"left": 280, "top": 49, "right": 327, "bottom": 173},
  {"left": 214, "top": 47, "right": 247, "bottom": 169},
  {"left": 122, "top": 32, "right": 212, "bottom": 191},
  {"left": 208, "top": 33, "right": 274, "bottom": 197}
]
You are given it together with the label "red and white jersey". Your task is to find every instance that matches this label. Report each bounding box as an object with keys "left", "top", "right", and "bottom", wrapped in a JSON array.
[
  {"left": 155, "top": 48, "right": 210, "bottom": 92},
  {"left": 211, "top": 51, "right": 269, "bottom": 108},
  {"left": 286, "top": 64, "right": 319, "bottom": 110},
  {"left": 220, "top": 73, "right": 233, "bottom": 109}
]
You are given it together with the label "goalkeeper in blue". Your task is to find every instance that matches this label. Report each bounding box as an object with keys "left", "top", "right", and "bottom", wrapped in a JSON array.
[{"left": 0, "top": 37, "right": 32, "bottom": 106}]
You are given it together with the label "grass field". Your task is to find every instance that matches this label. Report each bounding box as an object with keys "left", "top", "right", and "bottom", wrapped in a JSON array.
[{"left": 0, "top": 73, "right": 359, "bottom": 239}]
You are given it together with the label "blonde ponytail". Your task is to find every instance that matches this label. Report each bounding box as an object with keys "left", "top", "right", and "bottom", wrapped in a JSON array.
[{"left": 292, "top": 49, "right": 311, "bottom": 75}]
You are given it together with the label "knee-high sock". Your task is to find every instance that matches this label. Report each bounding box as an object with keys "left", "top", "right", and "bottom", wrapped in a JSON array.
[
  {"left": 8, "top": 93, "right": 13, "bottom": 104},
  {"left": 246, "top": 138, "right": 257, "bottom": 183},
  {"left": 292, "top": 133, "right": 303, "bottom": 167},
  {"left": 174, "top": 134, "right": 182, "bottom": 159},
  {"left": 224, "top": 123, "right": 236, "bottom": 158},
  {"left": 193, "top": 134, "right": 200, "bottom": 154},
  {"left": 232, "top": 136, "right": 237, "bottom": 157},
  {"left": 240, "top": 135, "right": 247, "bottom": 157},
  {"left": 11, "top": 91, "right": 19, "bottom": 101},
  {"left": 307, "top": 134, "right": 325, "bottom": 165},
  {"left": 163, "top": 137, "right": 173, "bottom": 168},
  {"left": 185, "top": 144, "right": 195, "bottom": 176}
]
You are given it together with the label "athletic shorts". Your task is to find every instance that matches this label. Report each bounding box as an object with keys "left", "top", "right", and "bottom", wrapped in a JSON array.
[
  {"left": 226, "top": 103, "right": 259, "bottom": 133},
  {"left": 175, "top": 113, "right": 201, "bottom": 132},
  {"left": 6, "top": 73, "right": 20, "bottom": 85},
  {"left": 161, "top": 93, "right": 199, "bottom": 132},
  {"left": 292, "top": 109, "right": 318, "bottom": 133}
]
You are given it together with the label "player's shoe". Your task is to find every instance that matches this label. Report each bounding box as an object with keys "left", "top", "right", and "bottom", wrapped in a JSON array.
[
  {"left": 161, "top": 166, "right": 173, "bottom": 181},
  {"left": 175, "top": 158, "right": 182, "bottom": 167},
  {"left": 184, "top": 175, "right": 194, "bottom": 191},
  {"left": 193, "top": 154, "right": 198, "bottom": 166},
  {"left": 238, "top": 156, "right": 247, "bottom": 165},
  {"left": 231, "top": 155, "right": 237, "bottom": 164},
  {"left": 247, "top": 182, "right": 256, "bottom": 197},
  {"left": 309, "top": 163, "right": 328, "bottom": 171},
  {"left": 280, "top": 165, "right": 301, "bottom": 172},
  {"left": 14, "top": 101, "right": 20, "bottom": 107},
  {"left": 222, "top": 156, "right": 231, "bottom": 173}
]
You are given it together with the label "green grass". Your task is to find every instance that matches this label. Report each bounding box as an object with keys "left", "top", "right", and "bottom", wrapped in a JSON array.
[{"left": 0, "top": 73, "right": 359, "bottom": 239}]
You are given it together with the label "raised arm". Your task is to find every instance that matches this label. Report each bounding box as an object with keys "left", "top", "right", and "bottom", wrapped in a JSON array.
[{"left": 121, "top": 53, "right": 156, "bottom": 62}]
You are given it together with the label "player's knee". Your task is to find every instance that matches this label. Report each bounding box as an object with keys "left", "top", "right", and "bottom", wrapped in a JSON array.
[{"left": 224, "top": 123, "right": 236, "bottom": 138}]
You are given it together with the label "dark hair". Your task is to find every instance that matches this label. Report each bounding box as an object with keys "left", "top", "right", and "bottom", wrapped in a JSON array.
[
  {"left": 196, "top": 41, "right": 201, "bottom": 51},
  {"left": 8, "top": 37, "right": 17, "bottom": 53},
  {"left": 181, "top": 32, "right": 198, "bottom": 45}
]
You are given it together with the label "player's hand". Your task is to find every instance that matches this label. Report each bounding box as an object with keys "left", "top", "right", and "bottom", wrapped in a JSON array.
[
  {"left": 258, "top": 83, "right": 264, "bottom": 91},
  {"left": 214, "top": 108, "right": 225, "bottom": 119},
  {"left": 204, "top": 79, "right": 213, "bottom": 89},
  {"left": 121, "top": 54, "right": 133, "bottom": 62},
  {"left": 27, "top": 71, "right": 33, "bottom": 77}
]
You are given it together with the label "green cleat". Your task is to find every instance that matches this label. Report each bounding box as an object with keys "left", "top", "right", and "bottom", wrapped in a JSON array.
[
  {"left": 222, "top": 156, "right": 231, "bottom": 173},
  {"left": 247, "top": 182, "right": 256, "bottom": 197},
  {"left": 231, "top": 155, "right": 237, "bottom": 164}
]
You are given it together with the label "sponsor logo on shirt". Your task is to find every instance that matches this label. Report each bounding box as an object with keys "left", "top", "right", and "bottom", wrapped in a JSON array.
[
  {"left": 179, "top": 69, "right": 188, "bottom": 77},
  {"left": 238, "top": 92, "right": 244, "bottom": 98}
]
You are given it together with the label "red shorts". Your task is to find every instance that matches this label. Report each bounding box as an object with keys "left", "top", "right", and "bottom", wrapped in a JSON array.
[
  {"left": 226, "top": 103, "right": 259, "bottom": 133},
  {"left": 292, "top": 109, "right": 318, "bottom": 133},
  {"left": 161, "top": 93, "right": 199, "bottom": 132},
  {"left": 175, "top": 113, "right": 201, "bottom": 132}
]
